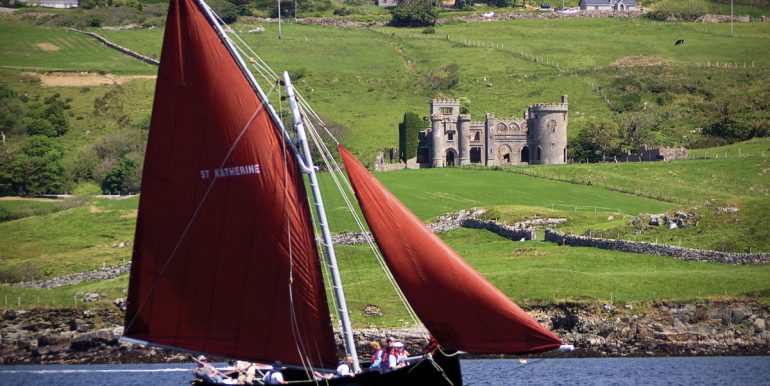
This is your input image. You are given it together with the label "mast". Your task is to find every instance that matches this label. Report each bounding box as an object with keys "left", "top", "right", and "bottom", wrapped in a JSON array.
[
  {"left": 191, "top": 0, "right": 343, "bottom": 367},
  {"left": 283, "top": 72, "right": 361, "bottom": 373}
]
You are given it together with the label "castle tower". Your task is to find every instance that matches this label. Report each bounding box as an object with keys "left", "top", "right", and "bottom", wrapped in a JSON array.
[
  {"left": 527, "top": 95, "right": 568, "bottom": 165},
  {"left": 458, "top": 114, "right": 470, "bottom": 166},
  {"left": 429, "top": 99, "right": 460, "bottom": 168}
]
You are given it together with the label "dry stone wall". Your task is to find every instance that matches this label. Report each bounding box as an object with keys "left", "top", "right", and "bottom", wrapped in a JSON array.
[
  {"left": 332, "top": 209, "right": 550, "bottom": 245},
  {"left": 544, "top": 229, "right": 770, "bottom": 265}
]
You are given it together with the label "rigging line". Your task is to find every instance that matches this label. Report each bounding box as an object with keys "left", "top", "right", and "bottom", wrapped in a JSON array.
[
  {"left": 295, "top": 96, "right": 339, "bottom": 145},
  {"left": 217, "top": 16, "right": 339, "bottom": 148},
  {"left": 211, "top": 8, "right": 423, "bottom": 338},
  {"left": 208, "top": 10, "right": 278, "bottom": 82},
  {"left": 302, "top": 117, "right": 425, "bottom": 335},
  {"left": 214, "top": 15, "right": 336, "bottom": 148},
  {"left": 125, "top": 86, "right": 276, "bottom": 333},
  {"left": 303, "top": 114, "right": 427, "bottom": 338},
  {"left": 311, "top": 133, "right": 366, "bottom": 312},
  {"left": 303, "top": 118, "right": 425, "bottom": 334}
]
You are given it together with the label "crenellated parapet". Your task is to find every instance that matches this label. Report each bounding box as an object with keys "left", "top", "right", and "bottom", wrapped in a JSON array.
[{"left": 528, "top": 103, "right": 569, "bottom": 113}]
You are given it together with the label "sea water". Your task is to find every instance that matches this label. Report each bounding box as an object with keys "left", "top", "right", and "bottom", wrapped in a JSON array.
[{"left": 0, "top": 357, "right": 769, "bottom": 386}]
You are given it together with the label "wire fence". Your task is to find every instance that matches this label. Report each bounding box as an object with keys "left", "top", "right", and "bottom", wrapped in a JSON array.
[{"left": 375, "top": 29, "right": 768, "bottom": 112}]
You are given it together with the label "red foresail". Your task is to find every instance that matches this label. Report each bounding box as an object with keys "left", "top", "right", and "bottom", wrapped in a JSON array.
[
  {"left": 123, "top": 0, "right": 337, "bottom": 368},
  {"left": 339, "top": 145, "right": 562, "bottom": 354}
]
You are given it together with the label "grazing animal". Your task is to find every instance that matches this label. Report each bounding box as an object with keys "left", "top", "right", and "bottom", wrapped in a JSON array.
[{"left": 675, "top": 39, "right": 685, "bottom": 46}]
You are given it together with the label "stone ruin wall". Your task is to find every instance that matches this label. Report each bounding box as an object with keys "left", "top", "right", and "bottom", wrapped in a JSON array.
[
  {"left": 544, "top": 229, "right": 770, "bottom": 265},
  {"left": 616, "top": 146, "right": 689, "bottom": 162}
]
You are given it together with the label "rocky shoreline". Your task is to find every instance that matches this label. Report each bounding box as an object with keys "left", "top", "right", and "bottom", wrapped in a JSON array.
[{"left": 1, "top": 300, "right": 767, "bottom": 365}]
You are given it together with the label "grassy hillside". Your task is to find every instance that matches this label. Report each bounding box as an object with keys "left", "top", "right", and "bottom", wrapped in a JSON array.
[
  {"left": 85, "top": 18, "right": 770, "bottom": 156},
  {"left": 0, "top": 197, "right": 137, "bottom": 283},
  {"left": 0, "top": 22, "right": 156, "bottom": 74},
  {"left": 320, "top": 167, "right": 674, "bottom": 232},
  {"left": 510, "top": 138, "right": 770, "bottom": 251}
]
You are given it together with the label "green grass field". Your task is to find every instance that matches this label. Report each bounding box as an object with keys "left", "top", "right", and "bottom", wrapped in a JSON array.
[
  {"left": 0, "top": 22, "right": 156, "bottom": 74},
  {"left": 320, "top": 167, "right": 675, "bottom": 232},
  {"left": 335, "top": 227, "right": 770, "bottom": 327},
  {"left": 0, "top": 197, "right": 137, "bottom": 282}
]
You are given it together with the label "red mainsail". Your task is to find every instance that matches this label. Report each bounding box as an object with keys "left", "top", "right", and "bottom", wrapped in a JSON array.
[
  {"left": 339, "top": 145, "right": 562, "bottom": 354},
  {"left": 124, "top": 0, "right": 337, "bottom": 368}
]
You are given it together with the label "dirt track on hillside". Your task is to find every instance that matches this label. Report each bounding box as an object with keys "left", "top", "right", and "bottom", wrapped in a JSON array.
[{"left": 27, "top": 72, "right": 156, "bottom": 87}]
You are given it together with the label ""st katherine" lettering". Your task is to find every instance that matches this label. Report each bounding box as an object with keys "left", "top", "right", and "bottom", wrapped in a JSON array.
[{"left": 199, "top": 164, "right": 261, "bottom": 180}]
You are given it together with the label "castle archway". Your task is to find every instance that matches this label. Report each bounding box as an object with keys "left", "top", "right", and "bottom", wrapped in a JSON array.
[
  {"left": 445, "top": 149, "right": 457, "bottom": 167},
  {"left": 470, "top": 147, "right": 482, "bottom": 164},
  {"left": 498, "top": 145, "right": 512, "bottom": 164},
  {"left": 520, "top": 146, "right": 530, "bottom": 163}
]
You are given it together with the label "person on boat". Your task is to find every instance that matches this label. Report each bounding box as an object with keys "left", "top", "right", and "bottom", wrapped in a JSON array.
[
  {"left": 336, "top": 355, "right": 356, "bottom": 378},
  {"left": 234, "top": 360, "right": 254, "bottom": 385},
  {"left": 262, "top": 361, "right": 288, "bottom": 385},
  {"left": 369, "top": 341, "right": 385, "bottom": 370},
  {"left": 389, "top": 342, "right": 409, "bottom": 369},
  {"left": 194, "top": 355, "right": 236, "bottom": 384}
]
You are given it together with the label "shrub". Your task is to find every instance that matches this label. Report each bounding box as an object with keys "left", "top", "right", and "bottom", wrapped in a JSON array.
[
  {"left": 24, "top": 118, "right": 57, "bottom": 137},
  {"left": 421, "top": 26, "right": 435, "bottom": 34},
  {"left": 390, "top": 0, "right": 437, "bottom": 27},
  {"left": 421, "top": 63, "right": 460, "bottom": 92},
  {"left": 334, "top": 7, "right": 352, "bottom": 15},
  {"left": 398, "top": 112, "right": 423, "bottom": 162}
]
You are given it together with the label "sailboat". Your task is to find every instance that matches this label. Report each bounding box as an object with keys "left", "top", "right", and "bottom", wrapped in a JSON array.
[{"left": 121, "top": 0, "right": 568, "bottom": 384}]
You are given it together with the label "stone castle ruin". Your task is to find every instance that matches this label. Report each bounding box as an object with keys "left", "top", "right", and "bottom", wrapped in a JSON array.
[{"left": 401, "top": 96, "right": 569, "bottom": 169}]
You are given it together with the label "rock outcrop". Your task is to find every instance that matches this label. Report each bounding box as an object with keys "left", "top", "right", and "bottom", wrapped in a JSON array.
[{"left": 1, "top": 301, "right": 767, "bottom": 364}]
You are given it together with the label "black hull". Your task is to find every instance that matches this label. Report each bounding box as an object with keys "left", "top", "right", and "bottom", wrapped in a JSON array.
[{"left": 195, "top": 350, "right": 462, "bottom": 386}]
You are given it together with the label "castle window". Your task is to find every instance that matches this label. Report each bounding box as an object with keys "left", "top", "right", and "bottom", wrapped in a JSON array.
[
  {"left": 511, "top": 123, "right": 520, "bottom": 132},
  {"left": 496, "top": 123, "right": 508, "bottom": 134},
  {"left": 537, "top": 147, "right": 542, "bottom": 161},
  {"left": 440, "top": 107, "right": 452, "bottom": 115},
  {"left": 547, "top": 120, "right": 557, "bottom": 133},
  {"left": 448, "top": 132, "right": 454, "bottom": 141},
  {"left": 473, "top": 131, "right": 480, "bottom": 141}
]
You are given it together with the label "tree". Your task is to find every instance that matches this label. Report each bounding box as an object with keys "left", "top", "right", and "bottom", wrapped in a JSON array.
[
  {"left": 208, "top": 0, "right": 239, "bottom": 23},
  {"left": 102, "top": 157, "right": 138, "bottom": 194},
  {"left": 390, "top": 0, "right": 437, "bottom": 27},
  {"left": 702, "top": 99, "right": 751, "bottom": 142},
  {"left": 618, "top": 107, "right": 672, "bottom": 151},
  {"left": 399, "top": 112, "right": 423, "bottom": 162},
  {"left": 3, "top": 136, "right": 64, "bottom": 196},
  {"left": 571, "top": 117, "right": 621, "bottom": 162}
]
